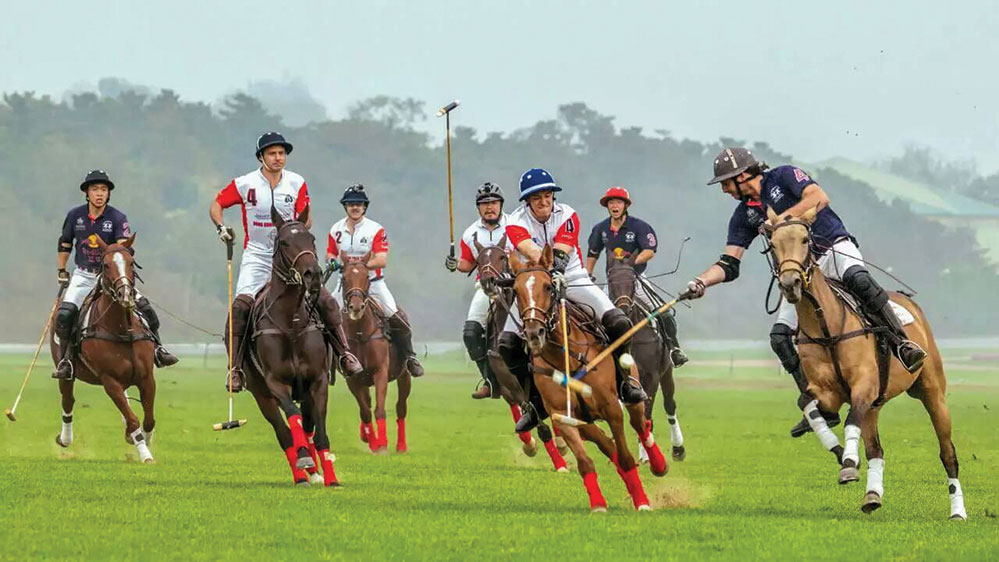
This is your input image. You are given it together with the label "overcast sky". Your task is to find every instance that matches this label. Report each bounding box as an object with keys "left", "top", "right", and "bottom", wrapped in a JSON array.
[{"left": 5, "top": 0, "right": 997, "bottom": 172}]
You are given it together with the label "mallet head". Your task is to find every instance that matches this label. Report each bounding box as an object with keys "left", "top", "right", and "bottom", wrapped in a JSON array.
[
  {"left": 436, "top": 100, "right": 460, "bottom": 117},
  {"left": 212, "top": 419, "right": 247, "bottom": 431},
  {"left": 4, "top": 408, "right": 15, "bottom": 422}
]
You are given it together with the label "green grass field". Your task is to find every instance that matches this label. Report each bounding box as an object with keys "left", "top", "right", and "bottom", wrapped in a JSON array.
[{"left": 1, "top": 350, "right": 997, "bottom": 561}]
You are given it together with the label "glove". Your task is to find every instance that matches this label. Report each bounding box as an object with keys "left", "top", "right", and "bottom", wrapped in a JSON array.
[
  {"left": 217, "top": 224, "right": 235, "bottom": 243},
  {"left": 57, "top": 268, "right": 70, "bottom": 287},
  {"left": 444, "top": 254, "right": 458, "bottom": 272},
  {"left": 552, "top": 271, "right": 567, "bottom": 297},
  {"left": 588, "top": 274, "right": 597, "bottom": 283},
  {"left": 326, "top": 259, "right": 342, "bottom": 273},
  {"left": 552, "top": 248, "right": 570, "bottom": 274},
  {"left": 686, "top": 278, "right": 707, "bottom": 299}
]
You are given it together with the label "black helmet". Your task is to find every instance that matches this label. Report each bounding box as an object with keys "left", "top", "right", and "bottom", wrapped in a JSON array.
[
  {"left": 339, "top": 184, "right": 370, "bottom": 205},
  {"left": 707, "top": 147, "right": 766, "bottom": 185},
  {"left": 475, "top": 182, "right": 505, "bottom": 204},
  {"left": 80, "top": 169, "right": 115, "bottom": 191},
  {"left": 255, "top": 131, "right": 293, "bottom": 158}
]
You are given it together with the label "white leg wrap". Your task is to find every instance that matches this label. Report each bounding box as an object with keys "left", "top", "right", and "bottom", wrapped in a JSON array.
[
  {"left": 60, "top": 410, "right": 74, "bottom": 446},
  {"left": 842, "top": 424, "right": 861, "bottom": 466},
  {"left": 866, "top": 458, "right": 885, "bottom": 496},
  {"left": 948, "top": 478, "right": 968, "bottom": 520},
  {"left": 803, "top": 400, "right": 841, "bottom": 451},
  {"left": 667, "top": 415, "right": 684, "bottom": 447},
  {"left": 130, "top": 428, "right": 154, "bottom": 463}
]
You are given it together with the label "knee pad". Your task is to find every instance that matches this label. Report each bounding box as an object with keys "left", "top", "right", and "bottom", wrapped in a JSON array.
[
  {"left": 842, "top": 265, "right": 888, "bottom": 311},
  {"left": 462, "top": 321, "right": 487, "bottom": 361},
  {"left": 601, "top": 308, "right": 632, "bottom": 340},
  {"left": 56, "top": 303, "right": 79, "bottom": 336},
  {"left": 769, "top": 323, "right": 800, "bottom": 373}
]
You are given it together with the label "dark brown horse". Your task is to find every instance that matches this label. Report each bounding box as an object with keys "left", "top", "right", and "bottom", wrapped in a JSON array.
[
  {"left": 766, "top": 207, "right": 966, "bottom": 519},
  {"left": 50, "top": 235, "right": 157, "bottom": 463},
  {"left": 338, "top": 253, "right": 411, "bottom": 454},
  {"left": 510, "top": 246, "right": 669, "bottom": 512},
  {"left": 239, "top": 205, "right": 339, "bottom": 486},
  {"left": 473, "top": 235, "right": 568, "bottom": 471},
  {"left": 605, "top": 256, "right": 686, "bottom": 462}
]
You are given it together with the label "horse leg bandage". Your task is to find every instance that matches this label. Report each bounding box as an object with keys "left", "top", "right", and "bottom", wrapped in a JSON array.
[
  {"left": 305, "top": 432, "right": 319, "bottom": 474},
  {"left": 511, "top": 405, "right": 532, "bottom": 444},
  {"left": 366, "top": 422, "right": 378, "bottom": 452},
  {"left": 622, "top": 467, "right": 651, "bottom": 510},
  {"left": 667, "top": 415, "right": 684, "bottom": 447},
  {"left": 376, "top": 418, "right": 388, "bottom": 449},
  {"left": 639, "top": 427, "right": 668, "bottom": 476},
  {"left": 284, "top": 446, "right": 309, "bottom": 484},
  {"left": 842, "top": 424, "right": 861, "bottom": 467},
  {"left": 543, "top": 439, "right": 567, "bottom": 471},
  {"left": 60, "top": 410, "right": 74, "bottom": 446},
  {"left": 396, "top": 418, "right": 407, "bottom": 452},
  {"left": 803, "top": 400, "right": 841, "bottom": 452},
  {"left": 866, "top": 458, "right": 885, "bottom": 496},
  {"left": 948, "top": 479, "right": 967, "bottom": 520},
  {"left": 319, "top": 449, "right": 339, "bottom": 487},
  {"left": 287, "top": 414, "right": 308, "bottom": 451},
  {"left": 359, "top": 422, "right": 370, "bottom": 443},
  {"left": 130, "top": 428, "right": 153, "bottom": 463},
  {"left": 581, "top": 472, "right": 608, "bottom": 511}
]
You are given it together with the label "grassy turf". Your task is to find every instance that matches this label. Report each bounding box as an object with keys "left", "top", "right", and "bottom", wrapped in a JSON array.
[{"left": 1, "top": 351, "right": 997, "bottom": 561}]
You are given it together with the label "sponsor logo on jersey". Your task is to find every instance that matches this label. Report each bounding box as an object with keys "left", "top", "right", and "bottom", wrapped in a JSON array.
[
  {"left": 284, "top": 195, "right": 293, "bottom": 204},
  {"left": 625, "top": 231, "right": 636, "bottom": 242},
  {"left": 647, "top": 233, "right": 657, "bottom": 246},
  {"left": 86, "top": 234, "right": 99, "bottom": 248},
  {"left": 102, "top": 220, "right": 113, "bottom": 232},
  {"left": 769, "top": 185, "right": 784, "bottom": 204}
]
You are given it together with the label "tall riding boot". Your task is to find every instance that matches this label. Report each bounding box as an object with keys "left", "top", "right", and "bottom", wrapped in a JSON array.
[
  {"left": 52, "top": 303, "right": 78, "bottom": 380},
  {"left": 874, "top": 302, "right": 926, "bottom": 374},
  {"left": 602, "top": 309, "right": 647, "bottom": 404},
  {"left": 661, "top": 313, "right": 688, "bottom": 367},
  {"left": 224, "top": 296, "right": 253, "bottom": 392},
  {"left": 388, "top": 310, "right": 424, "bottom": 377},
  {"left": 463, "top": 321, "right": 498, "bottom": 399},
  {"left": 136, "top": 297, "right": 179, "bottom": 368},
  {"left": 317, "top": 288, "right": 363, "bottom": 379},
  {"left": 771, "top": 323, "right": 840, "bottom": 438},
  {"left": 843, "top": 265, "right": 926, "bottom": 373},
  {"left": 498, "top": 332, "right": 546, "bottom": 432}
]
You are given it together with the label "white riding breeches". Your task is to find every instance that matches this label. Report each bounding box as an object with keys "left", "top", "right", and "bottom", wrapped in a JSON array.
[
  {"left": 62, "top": 269, "right": 144, "bottom": 308},
  {"left": 503, "top": 275, "right": 615, "bottom": 335},
  {"left": 235, "top": 251, "right": 272, "bottom": 297},
  {"left": 774, "top": 238, "right": 865, "bottom": 330},
  {"left": 466, "top": 284, "right": 491, "bottom": 327},
  {"left": 333, "top": 277, "right": 399, "bottom": 317}
]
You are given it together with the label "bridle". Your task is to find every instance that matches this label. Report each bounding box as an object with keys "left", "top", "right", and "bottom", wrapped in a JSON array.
[
  {"left": 477, "top": 245, "right": 509, "bottom": 281},
  {"left": 766, "top": 219, "right": 815, "bottom": 290},
  {"left": 99, "top": 248, "right": 136, "bottom": 309},
  {"left": 606, "top": 262, "right": 637, "bottom": 310},
  {"left": 513, "top": 266, "right": 557, "bottom": 331},
  {"left": 340, "top": 262, "right": 371, "bottom": 310},
  {"left": 272, "top": 221, "right": 319, "bottom": 288}
]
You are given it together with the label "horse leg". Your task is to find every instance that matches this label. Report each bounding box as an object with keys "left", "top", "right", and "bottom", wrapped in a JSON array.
[
  {"left": 536, "top": 422, "right": 568, "bottom": 472},
  {"left": 372, "top": 364, "right": 389, "bottom": 452},
  {"left": 300, "top": 397, "right": 320, "bottom": 480},
  {"left": 919, "top": 381, "right": 967, "bottom": 520},
  {"left": 56, "top": 379, "right": 75, "bottom": 448},
  {"left": 101, "top": 377, "right": 152, "bottom": 463},
  {"left": 840, "top": 381, "right": 878, "bottom": 485},
  {"left": 626, "top": 401, "right": 667, "bottom": 477},
  {"left": 803, "top": 397, "right": 846, "bottom": 467},
  {"left": 660, "top": 367, "right": 685, "bottom": 461},
  {"left": 509, "top": 403, "right": 538, "bottom": 456},
  {"left": 608, "top": 406, "right": 653, "bottom": 510},
  {"left": 395, "top": 372, "right": 411, "bottom": 453},
  {"left": 557, "top": 422, "right": 607, "bottom": 512},
  {"left": 347, "top": 378, "right": 375, "bottom": 448},
  {"left": 136, "top": 374, "right": 156, "bottom": 448},
  {"left": 551, "top": 420, "right": 568, "bottom": 455},
  {"left": 859, "top": 408, "right": 885, "bottom": 514},
  {"left": 308, "top": 377, "right": 339, "bottom": 487},
  {"left": 250, "top": 392, "right": 308, "bottom": 485},
  {"left": 264, "top": 379, "right": 314, "bottom": 472}
]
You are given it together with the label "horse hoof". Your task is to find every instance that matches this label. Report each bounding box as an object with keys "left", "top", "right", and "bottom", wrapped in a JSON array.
[
  {"left": 523, "top": 439, "right": 538, "bottom": 457},
  {"left": 637, "top": 504, "right": 652, "bottom": 512},
  {"left": 142, "top": 457, "right": 156, "bottom": 464},
  {"left": 861, "top": 492, "right": 882, "bottom": 514},
  {"left": 949, "top": 513, "right": 968, "bottom": 521},
  {"left": 839, "top": 466, "right": 859, "bottom": 485},
  {"left": 396, "top": 446, "right": 408, "bottom": 454},
  {"left": 309, "top": 472, "right": 324, "bottom": 485},
  {"left": 296, "top": 457, "right": 316, "bottom": 470},
  {"left": 55, "top": 435, "right": 69, "bottom": 448},
  {"left": 295, "top": 480, "right": 310, "bottom": 487},
  {"left": 672, "top": 446, "right": 686, "bottom": 462},
  {"left": 556, "top": 466, "right": 569, "bottom": 473},
  {"left": 326, "top": 481, "right": 342, "bottom": 488},
  {"left": 372, "top": 446, "right": 388, "bottom": 455},
  {"left": 590, "top": 506, "right": 608, "bottom": 514}
]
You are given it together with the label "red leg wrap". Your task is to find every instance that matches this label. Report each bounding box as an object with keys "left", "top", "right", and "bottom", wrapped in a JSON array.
[
  {"left": 318, "top": 448, "right": 339, "bottom": 487},
  {"left": 287, "top": 414, "right": 308, "bottom": 450},
  {"left": 582, "top": 471, "right": 607, "bottom": 510},
  {"left": 543, "top": 438, "right": 567, "bottom": 471},
  {"left": 396, "top": 418, "right": 407, "bottom": 452},
  {"left": 622, "top": 467, "right": 651, "bottom": 509},
  {"left": 376, "top": 418, "right": 388, "bottom": 449},
  {"left": 284, "top": 446, "right": 308, "bottom": 484},
  {"left": 305, "top": 432, "right": 319, "bottom": 475},
  {"left": 359, "top": 422, "right": 370, "bottom": 443},
  {"left": 640, "top": 428, "right": 668, "bottom": 477}
]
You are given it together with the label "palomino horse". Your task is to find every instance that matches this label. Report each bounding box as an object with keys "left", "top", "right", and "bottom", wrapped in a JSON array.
[
  {"left": 49, "top": 234, "right": 157, "bottom": 463},
  {"left": 766, "top": 207, "right": 966, "bottom": 519},
  {"left": 239, "top": 205, "right": 339, "bottom": 487},
  {"left": 338, "top": 254, "right": 411, "bottom": 453},
  {"left": 509, "top": 246, "right": 669, "bottom": 512},
  {"left": 473, "top": 235, "right": 568, "bottom": 471},
  {"left": 605, "top": 256, "right": 686, "bottom": 462}
]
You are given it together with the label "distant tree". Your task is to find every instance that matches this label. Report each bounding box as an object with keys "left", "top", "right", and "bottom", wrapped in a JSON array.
[{"left": 346, "top": 96, "right": 426, "bottom": 130}]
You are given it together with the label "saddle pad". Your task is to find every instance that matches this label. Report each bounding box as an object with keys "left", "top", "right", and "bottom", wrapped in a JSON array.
[{"left": 889, "top": 300, "right": 915, "bottom": 326}]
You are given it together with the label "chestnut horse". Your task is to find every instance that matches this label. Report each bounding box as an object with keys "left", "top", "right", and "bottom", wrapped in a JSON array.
[
  {"left": 338, "top": 255, "right": 411, "bottom": 454},
  {"left": 49, "top": 234, "right": 157, "bottom": 463},
  {"left": 240, "top": 205, "right": 339, "bottom": 487},
  {"left": 605, "top": 256, "right": 686, "bottom": 462},
  {"left": 509, "top": 246, "right": 669, "bottom": 512},
  {"left": 766, "top": 207, "right": 966, "bottom": 519}
]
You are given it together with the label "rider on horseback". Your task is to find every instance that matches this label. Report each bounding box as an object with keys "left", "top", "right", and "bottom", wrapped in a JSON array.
[
  {"left": 325, "top": 184, "right": 425, "bottom": 378},
  {"left": 500, "top": 168, "right": 647, "bottom": 433},
  {"left": 685, "top": 147, "right": 927, "bottom": 437},
  {"left": 210, "top": 132, "right": 362, "bottom": 392},
  {"left": 444, "top": 182, "right": 509, "bottom": 399},
  {"left": 53, "top": 170, "right": 179, "bottom": 379},
  {"left": 585, "top": 186, "right": 689, "bottom": 368}
]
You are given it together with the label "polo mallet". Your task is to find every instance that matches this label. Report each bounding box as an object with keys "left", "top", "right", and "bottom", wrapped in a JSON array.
[
  {"left": 551, "top": 296, "right": 585, "bottom": 428},
  {"left": 5, "top": 286, "right": 65, "bottom": 422},
  {"left": 436, "top": 99, "right": 460, "bottom": 260},
  {"left": 214, "top": 236, "right": 246, "bottom": 431},
  {"left": 570, "top": 289, "right": 695, "bottom": 381}
]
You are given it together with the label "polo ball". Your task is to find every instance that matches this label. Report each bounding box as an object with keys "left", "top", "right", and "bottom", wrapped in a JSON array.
[{"left": 618, "top": 353, "right": 635, "bottom": 369}]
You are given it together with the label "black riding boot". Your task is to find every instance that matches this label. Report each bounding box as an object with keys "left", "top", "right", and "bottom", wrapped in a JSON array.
[
  {"left": 771, "top": 323, "right": 841, "bottom": 437},
  {"left": 136, "top": 297, "right": 179, "bottom": 368},
  {"left": 498, "top": 331, "right": 546, "bottom": 432},
  {"left": 661, "top": 313, "right": 688, "bottom": 367},
  {"left": 602, "top": 309, "right": 647, "bottom": 404},
  {"left": 52, "top": 302, "right": 78, "bottom": 380},
  {"left": 464, "top": 321, "right": 499, "bottom": 399},
  {"left": 224, "top": 295, "right": 253, "bottom": 392},
  {"left": 388, "top": 310, "right": 424, "bottom": 377},
  {"left": 318, "top": 288, "right": 363, "bottom": 379},
  {"left": 843, "top": 265, "right": 926, "bottom": 373}
]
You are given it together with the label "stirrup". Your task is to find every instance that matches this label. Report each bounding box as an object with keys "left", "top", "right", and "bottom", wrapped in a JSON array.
[
  {"left": 52, "top": 358, "right": 74, "bottom": 380},
  {"left": 225, "top": 369, "right": 245, "bottom": 393},
  {"left": 618, "top": 378, "right": 648, "bottom": 404},
  {"left": 670, "top": 347, "right": 689, "bottom": 368},
  {"left": 896, "top": 340, "right": 926, "bottom": 373}
]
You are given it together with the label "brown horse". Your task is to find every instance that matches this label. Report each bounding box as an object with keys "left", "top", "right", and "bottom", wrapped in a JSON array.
[
  {"left": 605, "top": 256, "right": 686, "bottom": 462},
  {"left": 766, "top": 207, "right": 966, "bottom": 519},
  {"left": 510, "top": 245, "right": 669, "bottom": 512},
  {"left": 49, "top": 234, "right": 157, "bottom": 463},
  {"left": 239, "top": 205, "right": 339, "bottom": 487},
  {"left": 473, "top": 236, "right": 568, "bottom": 471},
  {"left": 338, "top": 254, "right": 411, "bottom": 454}
]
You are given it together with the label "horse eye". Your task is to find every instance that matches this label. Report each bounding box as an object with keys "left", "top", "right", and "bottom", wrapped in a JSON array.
[{"left": 802, "top": 237, "right": 809, "bottom": 244}]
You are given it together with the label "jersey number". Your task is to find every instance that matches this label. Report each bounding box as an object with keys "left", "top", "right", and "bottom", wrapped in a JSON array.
[
  {"left": 564, "top": 220, "right": 575, "bottom": 233},
  {"left": 246, "top": 189, "right": 257, "bottom": 205},
  {"left": 334, "top": 232, "right": 342, "bottom": 243}
]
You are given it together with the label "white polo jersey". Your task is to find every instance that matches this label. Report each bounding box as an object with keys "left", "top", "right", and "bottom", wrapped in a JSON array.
[
  {"left": 215, "top": 168, "right": 310, "bottom": 255},
  {"left": 326, "top": 217, "right": 389, "bottom": 280},
  {"left": 459, "top": 215, "right": 511, "bottom": 263},
  {"left": 505, "top": 202, "right": 586, "bottom": 280}
]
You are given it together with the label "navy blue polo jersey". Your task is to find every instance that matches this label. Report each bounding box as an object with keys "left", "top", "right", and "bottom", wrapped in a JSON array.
[
  {"left": 726, "top": 165, "right": 852, "bottom": 251},
  {"left": 587, "top": 215, "right": 658, "bottom": 274},
  {"left": 59, "top": 205, "right": 131, "bottom": 271}
]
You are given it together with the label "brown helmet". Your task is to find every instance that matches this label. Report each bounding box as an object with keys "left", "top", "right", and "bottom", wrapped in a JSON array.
[{"left": 707, "top": 147, "right": 766, "bottom": 185}]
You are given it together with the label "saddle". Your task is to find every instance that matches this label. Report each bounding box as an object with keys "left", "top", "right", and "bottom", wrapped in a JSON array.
[
  {"left": 248, "top": 283, "right": 324, "bottom": 343},
  {"left": 75, "top": 286, "right": 154, "bottom": 346}
]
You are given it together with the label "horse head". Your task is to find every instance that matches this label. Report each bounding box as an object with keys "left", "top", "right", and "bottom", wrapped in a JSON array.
[
  {"left": 95, "top": 234, "right": 137, "bottom": 311},
  {"left": 474, "top": 232, "right": 509, "bottom": 296},
  {"left": 340, "top": 250, "right": 372, "bottom": 321},
  {"left": 271, "top": 204, "right": 321, "bottom": 300},
  {"left": 606, "top": 253, "right": 638, "bottom": 315},
  {"left": 764, "top": 205, "right": 818, "bottom": 304},
  {"left": 510, "top": 244, "right": 555, "bottom": 354}
]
